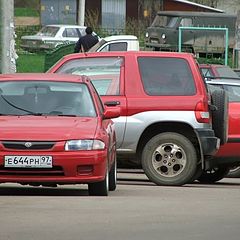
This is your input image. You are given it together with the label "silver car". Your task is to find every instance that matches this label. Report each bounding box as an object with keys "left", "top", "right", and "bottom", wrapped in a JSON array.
[{"left": 20, "top": 24, "right": 98, "bottom": 52}]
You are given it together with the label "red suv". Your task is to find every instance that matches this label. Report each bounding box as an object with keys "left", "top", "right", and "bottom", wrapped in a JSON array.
[
  {"left": 0, "top": 73, "right": 120, "bottom": 196},
  {"left": 48, "top": 51, "right": 228, "bottom": 186},
  {"left": 199, "top": 64, "right": 240, "bottom": 182}
]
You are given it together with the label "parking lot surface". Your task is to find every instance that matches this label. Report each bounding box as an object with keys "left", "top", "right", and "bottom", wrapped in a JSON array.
[{"left": 0, "top": 170, "right": 240, "bottom": 240}]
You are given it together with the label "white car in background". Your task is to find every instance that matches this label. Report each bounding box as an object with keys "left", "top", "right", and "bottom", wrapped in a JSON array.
[
  {"left": 20, "top": 24, "right": 99, "bottom": 52},
  {"left": 89, "top": 35, "right": 139, "bottom": 52}
]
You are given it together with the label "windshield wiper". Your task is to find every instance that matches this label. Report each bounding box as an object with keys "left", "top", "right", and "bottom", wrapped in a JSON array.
[
  {"left": 55, "top": 114, "right": 78, "bottom": 117},
  {"left": 0, "top": 95, "right": 44, "bottom": 116}
]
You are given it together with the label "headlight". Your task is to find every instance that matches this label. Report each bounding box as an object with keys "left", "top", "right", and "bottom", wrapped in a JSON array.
[
  {"left": 65, "top": 140, "right": 105, "bottom": 151},
  {"left": 145, "top": 32, "right": 149, "bottom": 38},
  {"left": 161, "top": 33, "right": 166, "bottom": 39}
]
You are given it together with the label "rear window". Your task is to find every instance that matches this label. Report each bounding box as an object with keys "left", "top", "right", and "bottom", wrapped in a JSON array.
[
  {"left": 37, "top": 26, "right": 59, "bottom": 37},
  {"left": 138, "top": 57, "right": 196, "bottom": 96},
  {"left": 215, "top": 66, "right": 239, "bottom": 78}
]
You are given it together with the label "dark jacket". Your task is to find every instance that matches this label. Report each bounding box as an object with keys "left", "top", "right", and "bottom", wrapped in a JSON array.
[{"left": 74, "top": 34, "right": 99, "bottom": 53}]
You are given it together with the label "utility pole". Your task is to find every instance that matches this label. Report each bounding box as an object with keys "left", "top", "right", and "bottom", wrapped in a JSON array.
[
  {"left": 1, "top": 0, "right": 15, "bottom": 73},
  {"left": 77, "top": 0, "right": 85, "bottom": 26}
]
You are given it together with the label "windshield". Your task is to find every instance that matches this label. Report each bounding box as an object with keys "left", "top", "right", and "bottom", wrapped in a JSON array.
[
  {"left": 36, "top": 26, "right": 59, "bottom": 37},
  {"left": 151, "top": 16, "right": 178, "bottom": 28},
  {"left": 88, "top": 39, "right": 107, "bottom": 52},
  {"left": 0, "top": 81, "right": 96, "bottom": 117}
]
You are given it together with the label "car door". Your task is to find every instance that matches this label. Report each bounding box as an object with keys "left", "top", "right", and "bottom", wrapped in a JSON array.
[{"left": 98, "top": 42, "right": 128, "bottom": 52}]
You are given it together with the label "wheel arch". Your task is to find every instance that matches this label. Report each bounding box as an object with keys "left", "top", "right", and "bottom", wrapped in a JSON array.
[{"left": 136, "top": 121, "right": 201, "bottom": 162}]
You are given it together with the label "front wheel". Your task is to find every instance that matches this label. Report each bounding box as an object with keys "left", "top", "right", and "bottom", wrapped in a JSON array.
[
  {"left": 197, "top": 166, "right": 229, "bottom": 183},
  {"left": 109, "top": 157, "right": 117, "bottom": 191},
  {"left": 141, "top": 132, "right": 198, "bottom": 186},
  {"left": 88, "top": 169, "right": 109, "bottom": 196}
]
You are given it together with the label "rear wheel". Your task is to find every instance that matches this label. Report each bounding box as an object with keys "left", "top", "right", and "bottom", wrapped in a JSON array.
[
  {"left": 188, "top": 164, "right": 203, "bottom": 183},
  {"left": 141, "top": 132, "right": 197, "bottom": 186},
  {"left": 227, "top": 166, "right": 240, "bottom": 178},
  {"left": 197, "top": 166, "right": 229, "bottom": 183}
]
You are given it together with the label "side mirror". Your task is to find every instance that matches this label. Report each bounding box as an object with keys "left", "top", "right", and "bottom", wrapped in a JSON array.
[{"left": 103, "top": 106, "right": 121, "bottom": 119}]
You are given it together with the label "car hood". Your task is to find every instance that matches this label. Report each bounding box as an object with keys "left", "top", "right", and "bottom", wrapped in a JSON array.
[{"left": 0, "top": 116, "right": 98, "bottom": 141}]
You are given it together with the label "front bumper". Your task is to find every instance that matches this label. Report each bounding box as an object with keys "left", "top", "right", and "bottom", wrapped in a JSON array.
[{"left": 0, "top": 150, "right": 107, "bottom": 184}]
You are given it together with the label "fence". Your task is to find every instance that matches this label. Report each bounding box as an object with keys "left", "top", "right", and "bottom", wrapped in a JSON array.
[
  {"left": 15, "top": 25, "right": 145, "bottom": 52},
  {"left": 15, "top": 25, "right": 236, "bottom": 73},
  {"left": 15, "top": 24, "right": 146, "bottom": 73}
]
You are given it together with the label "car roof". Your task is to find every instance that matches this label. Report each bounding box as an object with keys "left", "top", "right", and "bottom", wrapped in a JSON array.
[
  {"left": 156, "top": 11, "right": 234, "bottom": 17},
  {"left": 64, "top": 50, "right": 195, "bottom": 59},
  {"left": 199, "top": 64, "right": 229, "bottom": 68},
  {"left": 44, "top": 24, "right": 86, "bottom": 28},
  {"left": 103, "top": 35, "right": 138, "bottom": 41},
  {"left": 0, "top": 73, "right": 90, "bottom": 83}
]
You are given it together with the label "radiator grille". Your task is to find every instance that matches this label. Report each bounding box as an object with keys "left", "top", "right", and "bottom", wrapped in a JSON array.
[{"left": 2, "top": 141, "right": 55, "bottom": 150}]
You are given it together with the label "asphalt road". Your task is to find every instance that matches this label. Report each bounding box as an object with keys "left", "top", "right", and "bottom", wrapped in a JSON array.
[{"left": 0, "top": 170, "right": 240, "bottom": 240}]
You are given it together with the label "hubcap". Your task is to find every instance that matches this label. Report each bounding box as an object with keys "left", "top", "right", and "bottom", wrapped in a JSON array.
[{"left": 152, "top": 143, "right": 187, "bottom": 177}]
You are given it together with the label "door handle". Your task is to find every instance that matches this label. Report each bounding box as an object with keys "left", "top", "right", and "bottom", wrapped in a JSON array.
[{"left": 104, "top": 101, "right": 120, "bottom": 106}]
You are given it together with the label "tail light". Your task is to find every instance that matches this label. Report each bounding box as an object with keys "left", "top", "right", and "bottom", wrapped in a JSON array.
[{"left": 195, "top": 100, "right": 211, "bottom": 123}]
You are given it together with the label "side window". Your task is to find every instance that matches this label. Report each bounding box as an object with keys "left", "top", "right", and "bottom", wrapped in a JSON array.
[
  {"left": 200, "top": 68, "right": 214, "bottom": 78},
  {"left": 225, "top": 85, "right": 240, "bottom": 102},
  {"left": 109, "top": 42, "right": 127, "bottom": 51},
  {"left": 55, "top": 57, "right": 123, "bottom": 96},
  {"left": 62, "top": 28, "right": 79, "bottom": 38},
  {"left": 78, "top": 28, "right": 86, "bottom": 37},
  {"left": 138, "top": 57, "right": 196, "bottom": 96},
  {"left": 100, "top": 42, "right": 127, "bottom": 52},
  {"left": 180, "top": 18, "right": 193, "bottom": 27}
]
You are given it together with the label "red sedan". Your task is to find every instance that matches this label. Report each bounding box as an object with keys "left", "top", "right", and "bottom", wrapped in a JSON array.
[
  {"left": 199, "top": 63, "right": 240, "bottom": 79},
  {"left": 0, "top": 73, "right": 120, "bottom": 196}
]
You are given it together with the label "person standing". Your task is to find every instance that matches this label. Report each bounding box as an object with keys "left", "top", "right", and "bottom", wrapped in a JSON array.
[{"left": 74, "top": 27, "right": 99, "bottom": 53}]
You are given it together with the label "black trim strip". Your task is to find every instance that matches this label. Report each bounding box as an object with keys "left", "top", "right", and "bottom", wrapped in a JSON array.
[{"left": 227, "top": 138, "right": 240, "bottom": 143}]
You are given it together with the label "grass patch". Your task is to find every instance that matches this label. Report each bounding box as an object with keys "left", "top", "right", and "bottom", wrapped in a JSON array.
[
  {"left": 16, "top": 53, "right": 45, "bottom": 73},
  {"left": 15, "top": 8, "right": 39, "bottom": 17}
]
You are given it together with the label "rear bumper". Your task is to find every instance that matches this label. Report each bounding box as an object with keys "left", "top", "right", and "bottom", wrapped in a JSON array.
[
  {"left": 0, "top": 151, "right": 107, "bottom": 184},
  {"left": 196, "top": 128, "right": 220, "bottom": 156}
]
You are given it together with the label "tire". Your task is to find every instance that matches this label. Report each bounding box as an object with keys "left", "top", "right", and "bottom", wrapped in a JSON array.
[
  {"left": 197, "top": 166, "right": 229, "bottom": 183},
  {"left": 227, "top": 166, "right": 240, "bottom": 178},
  {"left": 188, "top": 164, "right": 203, "bottom": 183},
  {"left": 211, "top": 89, "right": 228, "bottom": 145},
  {"left": 109, "top": 157, "right": 117, "bottom": 191},
  {"left": 88, "top": 168, "right": 109, "bottom": 196},
  {"left": 141, "top": 132, "right": 197, "bottom": 186}
]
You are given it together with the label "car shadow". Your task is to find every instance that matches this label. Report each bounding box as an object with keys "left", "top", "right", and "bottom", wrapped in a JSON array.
[{"left": 0, "top": 185, "right": 89, "bottom": 196}]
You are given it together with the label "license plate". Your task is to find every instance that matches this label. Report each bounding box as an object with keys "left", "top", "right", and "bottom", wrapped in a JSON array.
[{"left": 4, "top": 156, "right": 53, "bottom": 168}]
